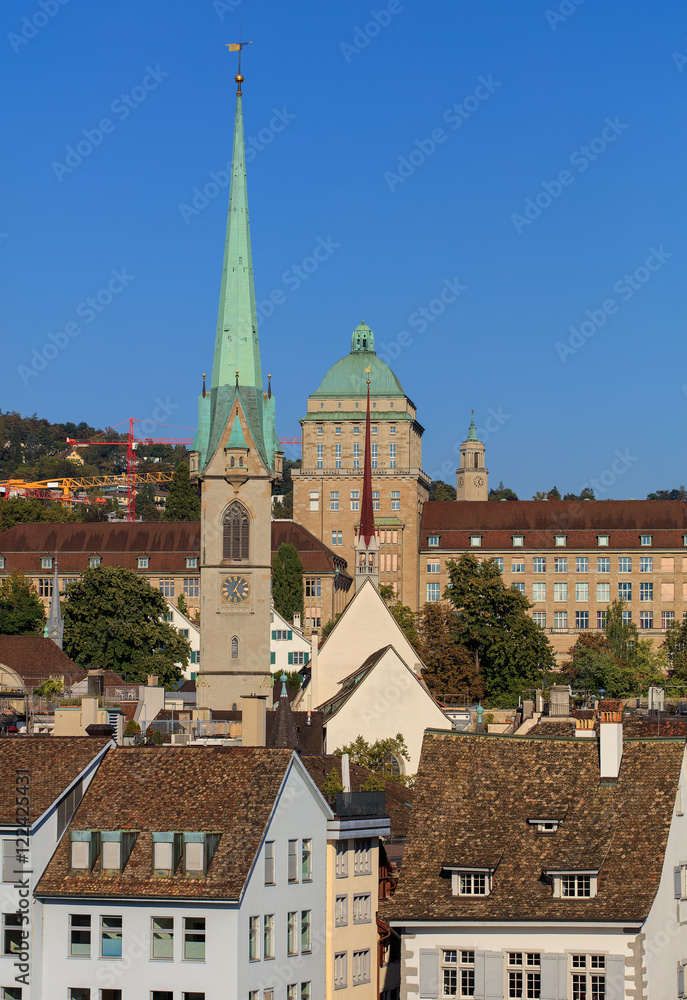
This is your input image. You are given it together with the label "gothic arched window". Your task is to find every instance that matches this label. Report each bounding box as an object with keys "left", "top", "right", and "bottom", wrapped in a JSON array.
[
  {"left": 231, "top": 636, "right": 239, "bottom": 659},
  {"left": 474, "top": 453, "right": 479, "bottom": 469},
  {"left": 223, "top": 502, "right": 249, "bottom": 561}
]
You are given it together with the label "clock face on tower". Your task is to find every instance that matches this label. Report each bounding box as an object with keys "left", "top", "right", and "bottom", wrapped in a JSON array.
[
  {"left": 473, "top": 476, "right": 484, "bottom": 488},
  {"left": 221, "top": 575, "right": 251, "bottom": 605},
  {"left": 457, "top": 477, "right": 464, "bottom": 489}
]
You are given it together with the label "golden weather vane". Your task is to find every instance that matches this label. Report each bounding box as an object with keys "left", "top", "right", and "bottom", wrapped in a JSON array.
[{"left": 226, "top": 27, "right": 252, "bottom": 94}]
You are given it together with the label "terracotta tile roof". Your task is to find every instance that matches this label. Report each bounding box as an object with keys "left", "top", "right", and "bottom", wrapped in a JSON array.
[
  {"left": 622, "top": 716, "right": 687, "bottom": 738},
  {"left": 0, "top": 736, "right": 110, "bottom": 824},
  {"left": 0, "top": 520, "right": 352, "bottom": 579},
  {"left": 420, "top": 499, "right": 687, "bottom": 550},
  {"left": 36, "top": 746, "right": 295, "bottom": 901},
  {"left": 0, "top": 636, "right": 85, "bottom": 687},
  {"left": 0, "top": 522, "right": 200, "bottom": 575},
  {"left": 301, "top": 755, "right": 413, "bottom": 837},
  {"left": 151, "top": 709, "right": 325, "bottom": 752},
  {"left": 271, "top": 520, "right": 352, "bottom": 579},
  {"left": 386, "top": 730, "right": 683, "bottom": 924},
  {"left": 524, "top": 720, "right": 576, "bottom": 738}
]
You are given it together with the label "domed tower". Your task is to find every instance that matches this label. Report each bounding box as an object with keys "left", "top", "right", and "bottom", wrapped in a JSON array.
[
  {"left": 456, "top": 412, "right": 488, "bottom": 501},
  {"left": 292, "top": 323, "right": 430, "bottom": 613}
]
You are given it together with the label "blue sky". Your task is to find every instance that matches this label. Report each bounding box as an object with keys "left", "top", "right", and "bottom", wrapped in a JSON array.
[{"left": 2, "top": 0, "right": 685, "bottom": 498}]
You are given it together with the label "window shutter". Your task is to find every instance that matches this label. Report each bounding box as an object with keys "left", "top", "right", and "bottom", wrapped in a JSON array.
[
  {"left": 540, "top": 954, "right": 563, "bottom": 1000},
  {"left": 287, "top": 630, "right": 293, "bottom": 640},
  {"left": 270, "top": 652, "right": 275, "bottom": 665},
  {"left": 605, "top": 955, "right": 625, "bottom": 999},
  {"left": 287, "top": 652, "right": 293, "bottom": 665},
  {"left": 271, "top": 630, "right": 276, "bottom": 640},
  {"left": 418, "top": 949, "right": 439, "bottom": 999},
  {"left": 675, "top": 865, "right": 683, "bottom": 899},
  {"left": 473, "top": 952, "right": 486, "bottom": 998},
  {"left": 678, "top": 962, "right": 685, "bottom": 999},
  {"left": 484, "top": 952, "right": 503, "bottom": 999},
  {"left": 304, "top": 653, "right": 310, "bottom": 665}
]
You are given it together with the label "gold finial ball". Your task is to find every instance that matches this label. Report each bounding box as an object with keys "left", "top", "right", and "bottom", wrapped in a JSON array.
[{"left": 235, "top": 74, "right": 244, "bottom": 84}]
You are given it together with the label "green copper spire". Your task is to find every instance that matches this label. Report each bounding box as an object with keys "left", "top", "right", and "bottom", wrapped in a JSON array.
[
  {"left": 211, "top": 87, "right": 262, "bottom": 392},
  {"left": 467, "top": 411, "right": 478, "bottom": 441},
  {"left": 227, "top": 413, "right": 249, "bottom": 450}
]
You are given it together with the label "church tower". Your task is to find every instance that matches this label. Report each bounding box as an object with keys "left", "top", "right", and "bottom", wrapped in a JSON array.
[
  {"left": 189, "top": 61, "right": 282, "bottom": 710},
  {"left": 354, "top": 375, "right": 380, "bottom": 591},
  {"left": 456, "top": 412, "right": 488, "bottom": 501}
]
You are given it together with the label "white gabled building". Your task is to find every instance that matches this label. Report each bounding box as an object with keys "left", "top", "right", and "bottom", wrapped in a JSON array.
[
  {"left": 270, "top": 607, "right": 311, "bottom": 676},
  {"left": 386, "top": 718, "right": 687, "bottom": 1000},
  {"left": 35, "top": 745, "right": 332, "bottom": 1000},
  {"left": 0, "top": 736, "right": 112, "bottom": 1000},
  {"left": 163, "top": 599, "right": 200, "bottom": 680}
]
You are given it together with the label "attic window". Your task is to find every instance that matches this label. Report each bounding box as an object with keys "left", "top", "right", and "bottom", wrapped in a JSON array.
[
  {"left": 182, "top": 832, "right": 221, "bottom": 878},
  {"left": 41, "top": 556, "right": 53, "bottom": 569},
  {"left": 0, "top": 558, "right": 4, "bottom": 570},
  {"left": 69, "top": 831, "right": 100, "bottom": 873},
  {"left": 528, "top": 819, "right": 560, "bottom": 834},
  {"left": 428, "top": 535, "right": 439, "bottom": 548},
  {"left": 100, "top": 831, "right": 138, "bottom": 874},
  {"left": 138, "top": 557, "right": 149, "bottom": 569},
  {"left": 597, "top": 535, "right": 609, "bottom": 547},
  {"left": 89, "top": 556, "right": 101, "bottom": 568},
  {"left": 550, "top": 872, "right": 597, "bottom": 898},
  {"left": 444, "top": 866, "right": 492, "bottom": 896},
  {"left": 555, "top": 535, "right": 567, "bottom": 547},
  {"left": 186, "top": 557, "right": 198, "bottom": 569},
  {"left": 470, "top": 536, "right": 482, "bottom": 548},
  {"left": 512, "top": 535, "right": 524, "bottom": 547}
]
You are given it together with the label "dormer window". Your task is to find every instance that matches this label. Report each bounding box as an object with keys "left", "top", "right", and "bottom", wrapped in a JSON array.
[
  {"left": 444, "top": 865, "right": 492, "bottom": 896},
  {"left": 555, "top": 535, "right": 567, "bottom": 547},
  {"left": 182, "top": 832, "right": 221, "bottom": 878},
  {"left": 153, "top": 832, "right": 182, "bottom": 877},
  {"left": 41, "top": 556, "right": 53, "bottom": 569},
  {"left": 428, "top": 535, "right": 439, "bottom": 548},
  {"left": 597, "top": 535, "right": 609, "bottom": 547},
  {"left": 640, "top": 535, "right": 653, "bottom": 546},
  {"left": 100, "top": 831, "right": 138, "bottom": 874},
  {"left": 186, "top": 557, "right": 197, "bottom": 569},
  {"left": 528, "top": 819, "right": 560, "bottom": 834},
  {"left": 548, "top": 871, "right": 597, "bottom": 898},
  {"left": 0, "top": 557, "right": 5, "bottom": 570},
  {"left": 69, "top": 831, "right": 100, "bottom": 873},
  {"left": 470, "top": 536, "right": 482, "bottom": 548},
  {"left": 138, "top": 557, "right": 149, "bottom": 569},
  {"left": 89, "top": 556, "right": 101, "bottom": 568},
  {"left": 512, "top": 535, "right": 524, "bottom": 547}
]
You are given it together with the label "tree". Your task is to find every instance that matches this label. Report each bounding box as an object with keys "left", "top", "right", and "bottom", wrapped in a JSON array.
[
  {"left": 0, "top": 497, "right": 81, "bottom": 530},
  {"left": 163, "top": 462, "right": 200, "bottom": 521},
  {"left": 379, "top": 585, "right": 419, "bottom": 648},
  {"left": 136, "top": 483, "right": 161, "bottom": 522},
  {"left": 124, "top": 719, "right": 141, "bottom": 736},
  {"left": 532, "top": 488, "right": 561, "bottom": 500},
  {"left": 647, "top": 487, "right": 687, "bottom": 501},
  {"left": 63, "top": 566, "right": 189, "bottom": 688},
  {"left": 0, "top": 572, "right": 45, "bottom": 635},
  {"left": 488, "top": 480, "right": 518, "bottom": 501},
  {"left": 34, "top": 678, "right": 63, "bottom": 698},
  {"left": 416, "top": 602, "right": 484, "bottom": 699},
  {"left": 333, "top": 733, "right": 413, "bottom": 787},
  {"left": 321, "top": 768, "right": 344, "bottom": 797},
  {"left": 444, "top": 554, "right": 555, "bottom": 700},
  {"left": 563, "top": 488, "right": 595, "bottom": 501},
  {"left": 320, "top": 613, "right": 341, "bottom": 640},
  {"left": 177, "top": 592, "right": 189, "bottom": 617},
  {"left": 272, "top": 492, "right": 293, "bottom": 519},
  {"left": 272, "top": 543, "right": 304, "bottom": 623},
  {"left": 271, "top": 670, "right": 302, "bottom": 692},
  {"left": 429, "top": 480, "right": 457, "bottom": 501}
]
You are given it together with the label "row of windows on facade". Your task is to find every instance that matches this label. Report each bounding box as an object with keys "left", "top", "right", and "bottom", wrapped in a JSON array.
[
  {"left": 44, "top": 913, "right": 207, "bottom": 962},
  {"left": 309, "top": 490, "right": 401, "bottom": 513},
  {"left": 67, "top": 832, "right": 219, "bottom": 879},
  {"left": 313, "top": 442, "right": 398, "bottom": 471},
  {"left": 333, "top": 948, "right": 372, "bottom": 989},
  {"left": 30, "top": 577, "right": 200, "bottom": 599},
  {"left": 450, "top": 871, "right": 595, "bottom": 898},
  {"left": 248, "top": 910, "right": 315, "bottom": 962},
  {"left": 0, "top": 991, "right": 210, "bottom": 1000},
  {"left": 429, "top": 533, "right": 671, "bottom": 548},
  {"left": 438, "top": 949, "right": 606, "bottom": 999},
  {"left": 442, "top": 556, "right": 680, "bottom": 574},
  {"left": 0, "top": 555, "right": 199, "bottom": 576},
  {"left": 334, "top": 838, "right": 373, "bottom": 877},
  {"left": 315, "top": 419, "right": 398, "bottom": 431},
  {"left": 481, "top": 580, "right": 669, "bottom": 603}
]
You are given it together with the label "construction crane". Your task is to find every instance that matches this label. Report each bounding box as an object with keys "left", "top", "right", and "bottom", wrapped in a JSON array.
[
  {"left": 0, "top": 472, "right": 178, "bottom": 510},
  {"left": 65, "top": 418, "right": 194, "bottom": 521}
]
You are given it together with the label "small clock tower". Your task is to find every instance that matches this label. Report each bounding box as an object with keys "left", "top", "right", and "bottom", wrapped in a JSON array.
[
  {"left": 189, "top": 61, "right": 282, "bottom": 710},
  {"left": 456, "top": 412, "right": 488, "bottom": 501}
]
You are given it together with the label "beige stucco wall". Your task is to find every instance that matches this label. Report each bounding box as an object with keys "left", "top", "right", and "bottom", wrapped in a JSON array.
[{"left": 326, "top": 836, "right": 380, "bottom": 999}]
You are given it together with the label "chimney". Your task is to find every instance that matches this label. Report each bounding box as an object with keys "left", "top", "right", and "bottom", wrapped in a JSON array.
[
  {"left": 341, "top": 752, "right": 351, "bottom": 793},
  {"left": 599, "top": 711, "right": 623, "bottom": 780},
  {"left": 241, "top": 695, "right": 267, "bottom": 747},
  {"left": 309, "top": 631, "right": 319, "bottom": 710},
  {"left": 293, "top": 611, "right": 301, "bottom": 630},
  {"left": 147, "top": 674, "right": 159, "bottom": 687}
]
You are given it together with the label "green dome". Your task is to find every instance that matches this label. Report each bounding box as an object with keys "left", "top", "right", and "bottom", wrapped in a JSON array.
[{"left": 311, "top": 324, "right": 406, "bottom": 398}]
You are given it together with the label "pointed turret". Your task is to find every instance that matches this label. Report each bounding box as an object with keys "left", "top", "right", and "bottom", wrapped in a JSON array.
[
  {"left": 44, "top": 561, "right": 63, "bottom": 649},
  {"left": 269, "top": 673, "right": 301, "bottom": 750},
  {"left": 354, "top": 374, "right": 379, "bottom": 591},
  {"left": 467, "top": 410, "right": 478, "bottom": 441}
]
